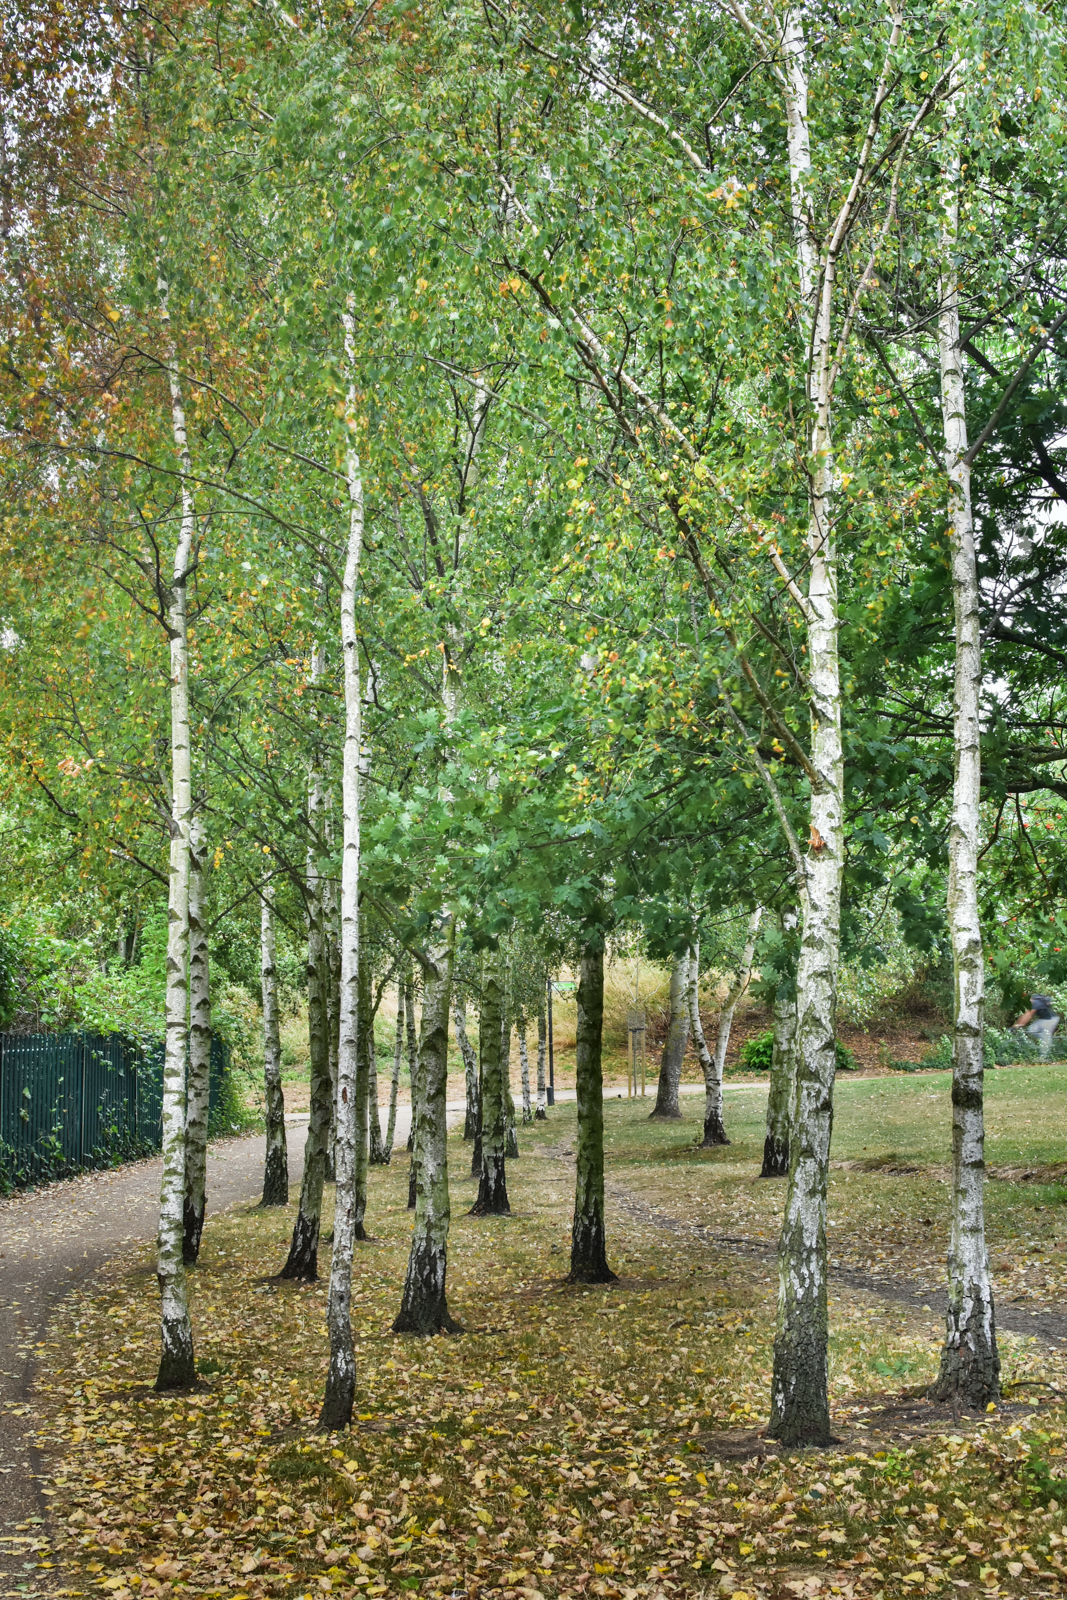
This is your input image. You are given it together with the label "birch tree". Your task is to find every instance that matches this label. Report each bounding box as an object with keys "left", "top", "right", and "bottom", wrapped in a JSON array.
[
  {"left": 393, "top": 920, "right": 460, "bottom": 1333},
  {"left": 930, "top": 124, "right": 999, "bottom": 1407},
  {"left": 568, "top": 937, "right": 616, "bottom": 1284},
  {"left": 260, "top": 887, "right": 289, "bottom": 1205},
  {"left": 183, "top": 812, "right": 211, "bottom": 1264},
  {"left": 470, "top": 948, "right": 509, "bottom": 1215},
  {"left": 319, "top": 306, "right": 364, "bottom": 1430},
  {"left": 649, "top": 950, "right": 690, "bottom": 1120},
  {"left": 154, "top": 269, "right": 197, "bottom": 1390}
]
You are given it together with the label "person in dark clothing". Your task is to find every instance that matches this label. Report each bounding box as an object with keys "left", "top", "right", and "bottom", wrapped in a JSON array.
[{"left": 1012, "top": 994, "right": 1060, "bottom": 1057}]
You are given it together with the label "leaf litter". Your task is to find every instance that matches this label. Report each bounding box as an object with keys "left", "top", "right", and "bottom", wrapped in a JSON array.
[{"left": 21, "top": 1102, "right": 1067, "bottom": 1600}]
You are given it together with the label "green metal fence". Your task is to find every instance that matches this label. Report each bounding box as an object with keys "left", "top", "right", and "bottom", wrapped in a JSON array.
[{"left": 0, "top": 1031, "right": 229, "bottom": 1190}]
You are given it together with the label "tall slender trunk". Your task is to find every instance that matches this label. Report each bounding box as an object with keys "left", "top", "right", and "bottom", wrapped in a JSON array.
[
  {"left": 155, "top": 269, "right": 196, "bottom": 1391},
  {"left": 353, "top": 921, "right": 371, "bottom": 1242},
  {"left": 277, "top": 811, "right": 331, "bottom": 1281},
  {"left": 183, "top": 813, "right": 212, "bottom": 1264},
  {"left": 931, "top": 157, "right": 999, "bottom": 1408},
  {"left": 569, "top": 941, "right": 616, "bottom": 1284},
  {"left": 406, "top": 973, "right": 421, "bottom": 1207},
  {"left": 762, "top": 981, "right": 797, "bottom": 1179},
  {"left": 503, "top": 1003, "right": 519, "bottom": 1160},
  {"left": 536, "top": 995, "right": 547, "bottom": 1120},
  {"left": 260, "top": 889, "right": 288, "bottom": 1206},
  {"left": 518, "top": 1017, "right": 532, "bottom": 1124},
  {"left": 319, "top": 305, "right": 364, "bottom": 1431},
  {"left": 650, "top": 949, "right": 690, "bottom": 1120},
  {"left": 325, "top": 885, "right": 340, "bottom": 1185},
  {"left": 384, "top": 978, "right": 404, "bottom": 1161},
  {"left": 454, "top": 996, "right": 479, "bottom": 1139},
  {"left": 368, "top": 1032, "right": 387, "bottom": 1164},
  {"left": 394, "top": 922, "right": 460, "bottom": 1333},
  {"left": 701, "top": 910, "right": 762, "bottom": 1148},
  {"left": 405, "top": 975, "right": 418, "bottom": 1149},
  {"left": 767, "top": 10, "right": 849, "bottom": 1449},
  {"left": 470, "top": 949, "right": 509, "bottom": 1214}
]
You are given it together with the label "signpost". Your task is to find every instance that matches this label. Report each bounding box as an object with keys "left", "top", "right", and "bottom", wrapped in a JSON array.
[{"left": 627, "top": 1010, "right": 646, "bottom": 1097}]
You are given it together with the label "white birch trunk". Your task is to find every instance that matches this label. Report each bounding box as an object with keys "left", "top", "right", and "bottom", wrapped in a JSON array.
[
  {"left": 320, "top": 307, "right": 364, "bottom": 1431},
  {"left": 697, "top": 909, "right": 761, "bottom": 1148},
  {"left": 932, "top": 152, "right": 999, "bottom": 1406},
  {"left": 384, "top": 979, "right": 404, "bottom": 1162},
  {"left": 454, "top": 996, "right": 479, "bottom": 1140},
  {"left": 536, "top": 994, "right": 547, "bottom": 1119},
  {"left": 155, "top": 270, "right": 196, "bottom": 1390},
  {"left": 394, "top": 923, "right": 460, "bottom": 1332},
  {"left": 260, "top": 889, "right": 288, "bottom": 1205},
  {"left": 279, "top": 685, "right": 331, "bottom": 1281},
  {"left": 769, "top": 11, "right": 845, "bottom": 1448},
  {"left": 518, "top": 1018, "right": 532, "bottom": 1124},
  {"left": 183, "top": 812, "right": 212, "bottom": 1264}
]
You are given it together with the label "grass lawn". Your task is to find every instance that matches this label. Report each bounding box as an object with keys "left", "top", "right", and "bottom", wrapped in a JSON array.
[{"left": 30, "top": 1065, "right": 1067, "bottom": 1600}]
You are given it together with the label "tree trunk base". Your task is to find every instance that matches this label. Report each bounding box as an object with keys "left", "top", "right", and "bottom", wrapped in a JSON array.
[
  {"left": 568, "top": 1218, "right": 617, "bottom": 1284},
  {"left": 318, "top": 1353, "right": 355, "bottom": 1432},
  {"left": 463, "top": 1113, "right": 477, "bottom": 1141},
  {"left": 505, "top": 1128, "right": 519, "bottom": 1159},
  {"left": 354, "top": 1220, "right": 367, "bottom": 1242},
  {"left": 469, "top": 1156, "right": 510, "bottom": 1215},
  {"left": 930, "top": 1308, "right": 1000, "bottom": 1408},
  {"left": 648, "top": 1106, "right": 682, "bottom": 1120},
  {"left": 393, "top": 1241, "right": 463, "bottom": 1334},
  {"left": 155, "top": 1315, "right": 196, "bottom": 1391},
  {"left": 700, "top": 1113, "right": 730, "bottom": 1147},
  {"left": 369, "top": 1148, "right": 389, "bottom": 1168},
  {"left": 535, "top": 1107, "right": 547, "bottom": 1121},
  {"left": 260, "top": 1148, "right": 289, "bottom": 1207},
  {"left": 760, "top": 1136, "right": 789, "bottom": 1178},
  {"left": 768, "top": 1328, "right": 833, "bottom": 1447},
  {"left": 277, "top": 1213, "right": 319, "bottom": 1281},
  {"left": 182, "top": 1200, "right": 205, "bottom": 1266}
]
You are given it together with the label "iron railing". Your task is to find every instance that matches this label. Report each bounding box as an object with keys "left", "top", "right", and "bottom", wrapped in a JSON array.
[{"left": 0, "top": 1031, "right": 229, "bottom": 1190}]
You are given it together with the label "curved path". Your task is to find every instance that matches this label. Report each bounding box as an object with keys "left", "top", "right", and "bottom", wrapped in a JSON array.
[{"left": 0, "top": 1133, "right": 275, "bottom": 1595}]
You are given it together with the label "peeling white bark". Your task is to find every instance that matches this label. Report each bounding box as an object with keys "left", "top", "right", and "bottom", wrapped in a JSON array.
[
  {"left": 183, "top": 813, "right": 211, "bottom": 1264},
  {"left": 155, "top": 270, "right": 196, "bottom": 1391},
  {"left": 320, "top": 306, "right": 364, "bottom": 1430},
  {"left": 260, "top": 888, "right": 288, "bottom": 1205},
  {"left": 933, "top": 146, "right": 999, "bottom": 1406},
  {"left": 518, "top": 1019, "right": 532, "bottom": 1124}
]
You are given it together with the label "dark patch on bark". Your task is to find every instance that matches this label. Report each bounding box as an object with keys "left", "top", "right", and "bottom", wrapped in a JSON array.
[
  {"left": 407, "top": 1165, "right": 417, "bottom": 1210},
  {"left": 768, "top": 1325, "right": 833, "bottom": 1447},
  {"left": 261, "top": 1147, "right": 289, "bottom": 1208},
  {"left": 951, "top": 1081, "right": 984, "bottom": 1113},
  {"left": 392, "top": 1240, "right": 462, "bottom": 1334},
  {"left": 931, "top": 1299, "right": 1001, "bottom": 1408},
  {"left": 277, "top": 1212, "right": 319, "bottom": 1281},
  {"left": 318, "top": 1358, "right": 355, "bottom": 1431},
  {"left": 760, "top": 1135, "right": 789, "bottom": 1178},
  {"left": 182, "top": 1200, "right": 205, "bottom": 1266},
  {"left": 535, "top": 1106, "right": 547, "bottom": 1121},
  {"left": 155, "top": 1317, "right": 196, "bottom": 1391},
  {"left": 568, "top": 1215, "right": 617, "bottom": 1284},
  {"left": 471, "top": 1115, "right": 482, "bottom": 1178},
  {"left": 470, "top": 1154, "right": 510, "bottom": 1215},
  {"left": 505, "top": 1124, "right": 519, "bottom": 1158},
  {"left": 701, "top": 1112, "right": 730, "bottom": 1148}
]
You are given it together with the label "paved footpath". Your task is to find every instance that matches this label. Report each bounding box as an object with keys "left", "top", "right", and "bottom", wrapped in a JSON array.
[{"left": 0, "top": 1134, "right": 274, "bottom": 1596}]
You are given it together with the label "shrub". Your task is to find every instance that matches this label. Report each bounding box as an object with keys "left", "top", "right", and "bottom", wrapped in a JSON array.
[{"left": 739, "top": 1031, "right": 857, "bottom": 1073}]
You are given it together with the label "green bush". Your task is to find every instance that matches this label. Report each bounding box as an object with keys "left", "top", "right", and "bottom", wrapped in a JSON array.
[
  {"left": 739, "top": 1030, "right": 775, "bottom": 1072},
  {"left": 738, "top": 1030, "right": 857, "bottom": 1073}
]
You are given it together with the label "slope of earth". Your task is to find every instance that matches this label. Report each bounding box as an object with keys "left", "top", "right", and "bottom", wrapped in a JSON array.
[{"left": 21, "top": 1078, "right": 1067, "bottom": 1600}]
